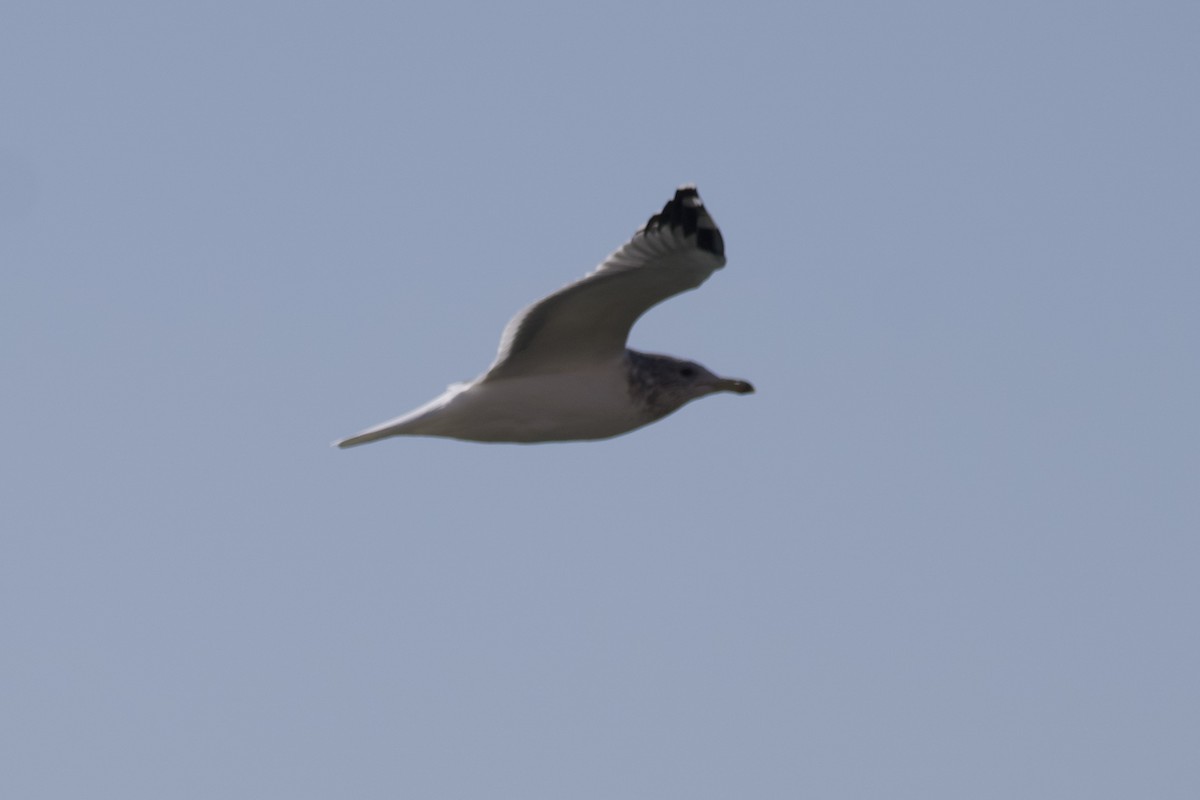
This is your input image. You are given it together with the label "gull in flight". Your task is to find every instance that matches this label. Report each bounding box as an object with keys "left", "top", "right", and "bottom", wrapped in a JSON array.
[{"left": 337, "top": 185, "right": 753, "bottom": 447}]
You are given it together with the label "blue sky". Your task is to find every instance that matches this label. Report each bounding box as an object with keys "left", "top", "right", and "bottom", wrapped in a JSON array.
[{"left": 3, "top": 2, "right": 1198, "bottom": 798}]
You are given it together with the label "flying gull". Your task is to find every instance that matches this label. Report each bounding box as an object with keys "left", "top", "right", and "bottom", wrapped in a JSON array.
[{"left": 336, "top": 185, "right": 753, "bottom": 447}]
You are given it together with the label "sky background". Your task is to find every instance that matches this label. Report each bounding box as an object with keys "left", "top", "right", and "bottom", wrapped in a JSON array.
[{"left": 3, "top": 2, "right": 1198, "bottom": 798}]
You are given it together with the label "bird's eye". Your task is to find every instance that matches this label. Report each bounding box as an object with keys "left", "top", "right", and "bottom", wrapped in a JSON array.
[{"left": 680, "top": 366, "right": 696, "bottom": 378}]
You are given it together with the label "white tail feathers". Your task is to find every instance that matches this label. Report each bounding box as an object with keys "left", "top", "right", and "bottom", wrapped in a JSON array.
[{"left": 335, "top": 383, "right": 469, "bottom": 448}]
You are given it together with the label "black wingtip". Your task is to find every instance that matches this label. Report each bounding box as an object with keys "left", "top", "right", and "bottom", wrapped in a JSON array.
[{"left": 640, "top": 185, "right": 724, "bottom": 257}]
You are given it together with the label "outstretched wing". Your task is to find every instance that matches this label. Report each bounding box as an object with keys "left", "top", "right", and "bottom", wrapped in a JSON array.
[{"left": 484, "top": 185, "right": 727, "bottom": 381}]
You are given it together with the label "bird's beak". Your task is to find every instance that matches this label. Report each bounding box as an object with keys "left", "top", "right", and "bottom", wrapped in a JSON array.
[{"left": 715, "top": 377, "right": 755, "bottom": 394}]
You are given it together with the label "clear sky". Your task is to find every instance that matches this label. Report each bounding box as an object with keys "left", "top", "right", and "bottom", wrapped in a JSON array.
[{"left": 3, "top": 2, "right": 1197, "bottom": 798}]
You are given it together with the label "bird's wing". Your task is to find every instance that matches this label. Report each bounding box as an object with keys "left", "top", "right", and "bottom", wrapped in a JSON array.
[{"left": 484, "top": 185, "right": 727, "bottom": 381}]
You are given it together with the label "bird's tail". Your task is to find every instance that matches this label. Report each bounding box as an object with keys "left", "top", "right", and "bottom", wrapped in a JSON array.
[
  {"left": 334, "top": 384, "right": 468, "bottom": 448},
  {"left": 334, "top": 426, "right": 401, "bottom": 449}
]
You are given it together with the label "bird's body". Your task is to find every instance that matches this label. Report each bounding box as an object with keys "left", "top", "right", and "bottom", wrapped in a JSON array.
[
  {"left": 337, "top": 186, "right": 752, "bottom": 448},
  {"left": 339, "top": 357, "right": 645, "bottom": 445}
]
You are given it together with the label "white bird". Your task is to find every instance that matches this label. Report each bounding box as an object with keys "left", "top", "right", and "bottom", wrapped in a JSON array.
[{"left": 336, "top": 185, "right": 753, "bottom": 447}]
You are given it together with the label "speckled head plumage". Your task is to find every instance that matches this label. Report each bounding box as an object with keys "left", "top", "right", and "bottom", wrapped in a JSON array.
[{"left": 625, "top": 350, "right": 754, "bottom": 419}]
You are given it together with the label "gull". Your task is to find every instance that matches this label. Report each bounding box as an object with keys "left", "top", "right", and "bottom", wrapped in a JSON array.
[{"left": 336, "top": 185, "right": 753, "bottom": 447}]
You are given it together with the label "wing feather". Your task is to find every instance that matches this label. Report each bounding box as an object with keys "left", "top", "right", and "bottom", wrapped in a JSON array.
[{"left": 484, "top": 186, "right": 726, "bottom": 380}]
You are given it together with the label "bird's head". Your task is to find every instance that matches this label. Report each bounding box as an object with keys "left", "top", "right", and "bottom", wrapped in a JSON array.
[{"left": 627, "top": 352, "right": 754, "bottom": 417}]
